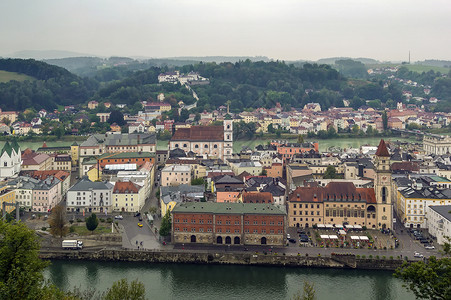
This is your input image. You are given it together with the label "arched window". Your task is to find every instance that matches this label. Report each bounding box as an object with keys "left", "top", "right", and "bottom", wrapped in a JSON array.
[
  {"left": 195, "top": 145, "right": 199, "bottom": 149},
  {"left": 175, "top": 144, "right": 179, "bottom": 148},
  {"left": 382, "top": 187, "right": 387, "bottom": 203},
  {"left": 204, "top": 144, "right": 208, "bottom": 148},
  {"left": 214, "top": 144, "right": 218, "bottom": 149},
  {"left": 227, "top": 124, "right": 230, "bottom": 129},
  {"left": 183, "top": 144, "right": 187, "bottom": 147}
]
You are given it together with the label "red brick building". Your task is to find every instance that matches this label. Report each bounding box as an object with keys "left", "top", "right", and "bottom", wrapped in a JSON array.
[{"left": 172, "top": 202, "right": 286, "bottom": 246}]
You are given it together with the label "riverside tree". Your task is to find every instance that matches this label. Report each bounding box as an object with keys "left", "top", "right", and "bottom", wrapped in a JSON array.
[
  {"left": 48, "top": 204, "right": 69, "bottom": 238},
  {"left": 395, "top": 237, "right": 451, "bottom": 300},
  {"left": 159, "top": 211, "right": 172, "bottom": 237},
  {"left": 0, "top": 220, "right": 49, "bottom": 300},
  {"left": 86, "top": 213, "right": 99, "bottom": 233}
]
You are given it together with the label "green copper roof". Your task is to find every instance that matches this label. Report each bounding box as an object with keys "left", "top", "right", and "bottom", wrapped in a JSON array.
[
  {"left": 1, "top": 141, "right": 13, "bottom": 157},
  {"left": 172, "top": 202, "right": 286, "bottom": 216},
  {"left": 10, "top": 139, "right": 20, "bottom": 152}
]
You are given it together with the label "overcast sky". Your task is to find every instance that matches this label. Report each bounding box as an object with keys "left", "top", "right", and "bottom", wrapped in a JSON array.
[{"left": 1, "top": 0, "right": 450, "bottom": 61}]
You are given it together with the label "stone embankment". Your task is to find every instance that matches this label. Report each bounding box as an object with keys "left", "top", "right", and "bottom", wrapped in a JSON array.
[{"left": 39, "top": 249, "right": 405, "bottom": 271}]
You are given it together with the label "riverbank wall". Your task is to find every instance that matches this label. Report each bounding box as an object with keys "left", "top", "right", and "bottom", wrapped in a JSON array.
[{"left": 39, "top": 249, "right": 406, "bottom": 271}]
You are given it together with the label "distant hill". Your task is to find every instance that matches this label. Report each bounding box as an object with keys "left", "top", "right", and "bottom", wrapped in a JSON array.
[
  {"left": 7, "top": 50, "right": 95, "bottom": 60},
  {"left": 416, "top": 60, "right": 451, "bottom": 68},
  {"left": 317, "top": 57, "right": 380, "bottom": 65}
]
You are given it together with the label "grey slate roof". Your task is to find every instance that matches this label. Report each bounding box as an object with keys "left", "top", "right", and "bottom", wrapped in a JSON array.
[
  {"left": 80, "top": 133, "right": 156, "bottom": 147},
  {"left": 429, "top": 205, "right": 451, "bottom": 222},
  {"left": 69, "top": 177, "right": 113, "bottom": 191}
]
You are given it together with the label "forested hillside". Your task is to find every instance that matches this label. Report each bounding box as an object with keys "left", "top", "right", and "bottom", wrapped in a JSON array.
[
  {"left": 0, "top": 59, "right": 97, "bottom": 111},
  {"left": 1, "top": 58, "right": 451, "bottom": 113},
  {"left": 188, "top": 60, "right": 392, "bottom": 112}
]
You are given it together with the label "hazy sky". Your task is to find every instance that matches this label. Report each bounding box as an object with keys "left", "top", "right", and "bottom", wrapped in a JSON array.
[{"left": 1, "top": 0, "right": 450, "bottom": 61}]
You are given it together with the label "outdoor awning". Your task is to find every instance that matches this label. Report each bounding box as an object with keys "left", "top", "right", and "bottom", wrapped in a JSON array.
[
  {"left": 320, "top": 235, "right": 329, "bottom": 239},
  {"left": 351, "top": 236, "right": 360, "bottom": 240},
  {"left": 345, "top": 225, "right": 354, "bottom": 229},
  {"left": 317, "top": 224, "right": 325, "bottom": 228},
  {"left": 338, "top": 230, "right": 347, "bottom": 235},
  {"left": 354, "top": 225, "right": 363, "bottom": 229},
  {"left": 359, "top": 236, "right": 369, "bottom": 240},
  {"left": 325, "top": 224, "right": 333, "bottom": 228},
  {"left": 334, "top": 224, "right": 344, "bottom": 229},
  {"left": 329, "top": 235, "right": 338, "bottom": 239}
]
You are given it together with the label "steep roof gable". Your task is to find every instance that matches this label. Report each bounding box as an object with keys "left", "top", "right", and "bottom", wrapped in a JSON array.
[{"left": 375, "top": 139, "right": 390, "bottom": 157}]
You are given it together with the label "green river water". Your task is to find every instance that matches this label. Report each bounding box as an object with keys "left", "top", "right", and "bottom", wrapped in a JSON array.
[{"left": 44, "top": 260, "right": 413, "bottom": 300}]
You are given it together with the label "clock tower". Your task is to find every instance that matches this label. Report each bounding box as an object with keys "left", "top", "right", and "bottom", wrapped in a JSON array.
[{"left": 374, "top": 139, "right": 392, "bottom": 230}]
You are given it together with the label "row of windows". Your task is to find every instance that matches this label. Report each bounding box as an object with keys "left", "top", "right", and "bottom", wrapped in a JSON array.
[
  {"left": 175, "top": 219, "right": 283, "bottom": 226},
  {"left": 293, "top": 217, "right": 322, "bottom": 222},
  {"left": 175, "top": 143, "right": 219, "bottom": 149},
  {"left": 293, "top": 211, "right": 320, "bottom": 216},
  {"left": 174, "top": 227, "right": 283, "bottom": 234}
]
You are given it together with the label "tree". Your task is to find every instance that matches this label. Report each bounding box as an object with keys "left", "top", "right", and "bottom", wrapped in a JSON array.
[
  {"left": 103, "top": 278, "right": 146, "bottom": 300},
  {"left": 85, "top": 213, "right": 99, "bottom": 233},
  {"left": 395, "top": 237, "right": 451, "bottom": 300},
  {"left": 0, "top": 220, "right": 49, "bottom": 300},
  {"left": 159, "top": 211, "right": 172, "bottom": 237},
  {"left": 48, "top": 204, "right": 69, "bottom": 238},
  {"left": 191, "top": 178, "right": 205, "bottom": 185},
  {"left": 108, "top": 110, "right": 125, "bottom": 126},
  {"left": 292, "top": 281, "right": 316, "bottom": 300},
  {"left": 323, "top": 166, "right": 340, "bottom": 179},
  {"left": 382, "top": 111, "right": 388, "bottom": 131},
  {"left": 297, "top": 135, "right": 304, "bottom": 144}
]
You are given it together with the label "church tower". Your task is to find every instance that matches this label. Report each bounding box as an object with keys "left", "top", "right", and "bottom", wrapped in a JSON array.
[
  {"left": 223, "top": 116, "right": 233, "bottom": 160},
  {"left": 374, "top": 139, "right": 392, "bottom": 230}
]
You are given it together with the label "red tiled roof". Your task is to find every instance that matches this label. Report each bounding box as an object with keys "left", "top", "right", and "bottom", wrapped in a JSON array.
[
  {"left": 21, "top": 170, "right": 70, "bottom": 181},
  {"left": 242, "top": 191, "right": 273, "bottom": 203},
  {"left": 375, "top": 139, "right": 390, "bottom": 157},
  {"left": 171, "top": 126, "right": 224, "bottom": 141},
  {"left": 289, "top": 182, "right": 376, "bottom": 204},
  {"left": 113, "top": 181, "right": 140, "bottom": 194}
]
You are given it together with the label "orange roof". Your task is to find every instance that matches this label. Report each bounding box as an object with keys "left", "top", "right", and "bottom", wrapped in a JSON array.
[{"left": 113, "top": 181, "right": 140, "bottom": 194}]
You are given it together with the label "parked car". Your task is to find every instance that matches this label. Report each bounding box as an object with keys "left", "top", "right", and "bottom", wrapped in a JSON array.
[
  {"left": 419, "top": 238, "right": 429, "bottom": 244},
  {"left": 138, "top": 216, "right": 143, "bottom": 221},
  {"left": 288, "top": 238, "right": 296, "bottom": 243},
  {"left": 424, "top": 244, "right": 435, "bottom": 250},
  {"left": 134, "top": 212, "right": 141, "bottom": 217},
  {"left": 414, "top": 252, "right": 424, "bottom": 258},
  {"left": 114, "top": 215, "right": 123, "bottom": 220}
]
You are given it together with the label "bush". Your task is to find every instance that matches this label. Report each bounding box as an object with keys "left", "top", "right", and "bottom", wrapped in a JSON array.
[
  {"left": 69, "top": 226, "right": 75, "bottom": 233},
  {"left": 356, "top": 255, "right": 360, "bottom": 258},
  {"left": 362, "top": 255, "right": 366, "bottom": 259},
  {"left": 77, "top": 218, "right": 82, "bottom": 223},
  {"left": 99, "top": 218, "right": 105, "bottom": 223},
  {"left": 382, "top": 256, "right": 386, "bottom": 260},
  {"left": 389, "top": 256, "right": 394, "bottom": 260},
  {"left": 362, "top": 226, "right": 367, "bottom": 230},
  {"left": 107, "top": 218, "right": 113, "bottom": 223},
  {"left": 369, "top": 255, "right": 373, "bottom": 259},
  {"left": 376, "top": 255, "right": 380, "bottom": 259}
]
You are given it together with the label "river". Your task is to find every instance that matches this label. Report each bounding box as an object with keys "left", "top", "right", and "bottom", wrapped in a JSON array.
[
  {"left": 44, "top": 260, "right": 413, "bottom": 300},
  {"left": 1, "top": 136, "right": 417, "bottom": 153}
]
